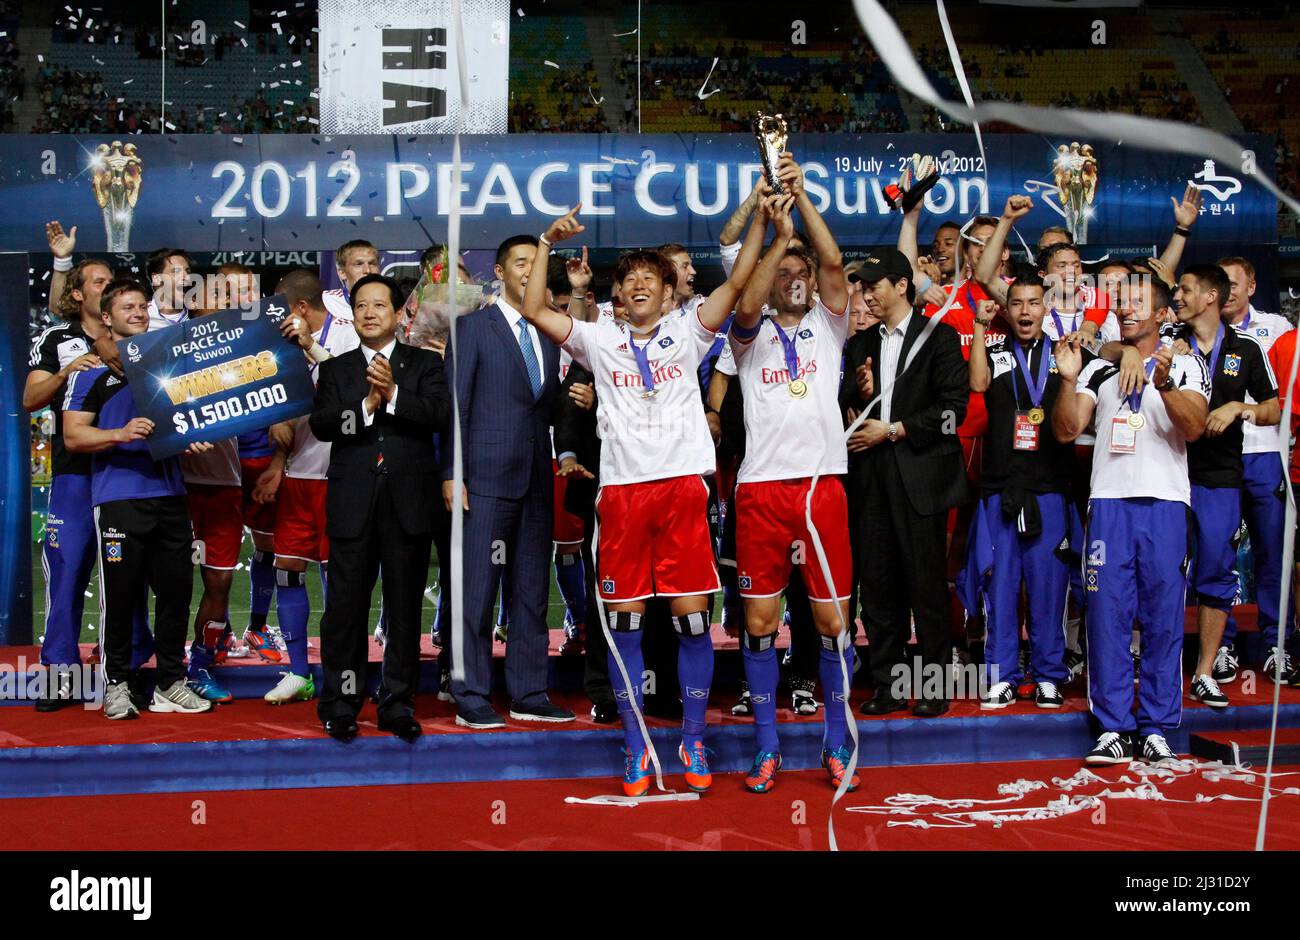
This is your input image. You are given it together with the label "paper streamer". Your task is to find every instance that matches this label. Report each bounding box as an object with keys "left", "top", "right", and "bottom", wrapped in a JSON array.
[{"left": 849, "top": 0, "right": 1300, "bottom": 218}]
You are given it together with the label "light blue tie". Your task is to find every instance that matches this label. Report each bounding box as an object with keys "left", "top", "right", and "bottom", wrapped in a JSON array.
[{"left": 516, "top": 318, "right": 543, "bottom": 396}]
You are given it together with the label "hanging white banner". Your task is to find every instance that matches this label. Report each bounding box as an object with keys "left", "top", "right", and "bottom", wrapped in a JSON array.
[{"left": 318, "top": 0, "right": 509, "bottom": 133}]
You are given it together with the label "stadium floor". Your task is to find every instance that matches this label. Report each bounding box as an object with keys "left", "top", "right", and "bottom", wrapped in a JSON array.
[{"left": 1, "top": 757, "right": 1295, "bottom": 852}]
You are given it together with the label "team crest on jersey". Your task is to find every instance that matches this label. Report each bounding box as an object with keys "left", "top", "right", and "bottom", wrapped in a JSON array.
[
  {"left": 739, "top": 574, "right": 752, "bottom": 590},
  {"left": 684, "top": 686, "right": 708, "bottom": 700},
  {"left": 657, "top": 336, "right": 675, "bottom": 350},
  {"left": 105, "top": 541, "right": 123, "bottom": 563},
  {"left": 46, "top": 527, "right": 59, "bottom": 549},
  {"left": 798, "top": 328, "right": 813, "bottom": 340},
  {"left": 1257, "top": 328, "right": 1269, "bottom": 337},
  {"left": 1224, "top": 354, "right": 1242, "bottom": 377},
  {"left": 1085, "top": 567, "right": 1099, "bottom": 592},
  {"left": 1049, "top": 354, "right": 1058, "bottom": 374},
  {"left": 601, "top": 578, "right": 615, "bottom": 594}
]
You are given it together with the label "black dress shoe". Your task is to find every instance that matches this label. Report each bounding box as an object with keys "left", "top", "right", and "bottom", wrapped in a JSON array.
[
  {"left": 861, "top": 689, "right": 908, "bottom": 715},
  {"left": 912, "top": 697, "right": 949, "bottom": 718},
  {"left": 590, "top": 701, "right": 618, "bottom": 723},
  {"left": 324, "top": 716, "right": 359, "bottom": 741},
  {"left": 378, "top": 714, "right": 422, "bottom": 742}
]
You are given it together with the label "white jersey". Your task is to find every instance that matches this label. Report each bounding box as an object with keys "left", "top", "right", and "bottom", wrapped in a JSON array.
[
  {"left": 182, "top": 437, "right": 241, "bottom": 487},
  {"left": 1235, "top": 306, "right": 1293, "bottom": 454},
  {"left": 562, "top": 310, "right": 717, "bottom": 486},
  {"left": 322, "top": 288, "right": 354, "bottom": 323},
  {"left": 731, "top": 300, "right": 849, "bottom": 483},
  {"left": 1078, "top": 352, "right": 1211, "bottom": 506},
  {"left": 147, "top": 299, "right": 190, "bottom": 333},
  {"left": 285, "top": 310, "right": 360, "bottom": 480}
]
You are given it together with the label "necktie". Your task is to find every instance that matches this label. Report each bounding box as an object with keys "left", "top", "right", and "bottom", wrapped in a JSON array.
[
  {"left": 517, "top": 318, "right": 543, "bottom": 396},
  {"left": 373, "top": 351, "right": 387, "bottom": 469}
]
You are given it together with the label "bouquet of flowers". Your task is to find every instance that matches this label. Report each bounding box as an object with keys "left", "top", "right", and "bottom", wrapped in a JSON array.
[{"left": 402, "top": 247, "right": 486, "bottom": 350}]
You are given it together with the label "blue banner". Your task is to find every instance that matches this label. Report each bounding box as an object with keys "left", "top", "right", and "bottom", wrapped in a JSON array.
[
  {"left": 0, "top": 253, "right": 32, "bottom": 645},
  {"left": 0, "top": 133, "right": 1276, "bottom": 252},
  {"left": 118, "top": 295, "right": 316, "bottom": 460}
]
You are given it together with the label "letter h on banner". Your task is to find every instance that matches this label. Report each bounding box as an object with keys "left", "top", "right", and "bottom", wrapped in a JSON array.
[{"left": 382, "top": 28, "right": 448, "bottom": 126}]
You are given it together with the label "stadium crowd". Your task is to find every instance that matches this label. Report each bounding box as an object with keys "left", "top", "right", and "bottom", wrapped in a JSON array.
[{"left": 24, "top": 146, "right": 1300, "bottom": 796}]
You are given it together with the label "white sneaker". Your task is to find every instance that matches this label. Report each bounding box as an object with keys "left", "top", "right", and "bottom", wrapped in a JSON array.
[
  {"left": 374, "top": 623, "right": 387, "bottom": 646},
  {"left": 266, "top": 625, "right": 288, "bottom": 654},
  {"left": 981, "top": 681, "right": 1016, "bottom": 710},
  {"left": 149, "top": 680, "right": 214, "bottom": 714},
  {"left": 104, "top": 682, "right": 140, "bottom": 720},
  {"left": 264, "top": 672, "right": 316, "bottom": 705},
  {"left": 1141, "top": 733, "right": 1177, "bottom": 765}
]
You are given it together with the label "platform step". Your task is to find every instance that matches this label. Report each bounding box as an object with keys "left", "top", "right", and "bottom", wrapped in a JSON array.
[{"left": 1188, "top": 728, "right": 1300, "bottom": 766}]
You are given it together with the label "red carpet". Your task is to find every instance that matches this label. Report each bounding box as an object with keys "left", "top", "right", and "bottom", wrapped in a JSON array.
[
  {"left": 2, "top": 757, "right": 1296, "bottom": 851},
  {"left": 5, "top": 676, "right": 1296, "bottom": 750}
]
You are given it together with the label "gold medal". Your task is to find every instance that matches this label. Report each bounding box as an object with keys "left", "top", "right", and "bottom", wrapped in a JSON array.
[
  {"left": 1027, "top": 407, "right": 1045, "bottom": 426},
  {"left": 1127, "top": 412, "right": 1145, "bottom": 430},
  {"left": 788, "top": 379, "right": 808, "bottom": 399}
]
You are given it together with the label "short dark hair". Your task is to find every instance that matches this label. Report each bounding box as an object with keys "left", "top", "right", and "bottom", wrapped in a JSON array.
[
  {"left": 146, "top": 248, "right": 191, "bottom": 278},
  {"left": 968, "top": 215, "right": 999, "bottom": 232},
  {"left": 335, "top": 239, "right": 377, "bottom": 271},
  {"left": 1008, "top": 272, "right": 1046, "bottom": 300},
  {"left": 496, "top": 234, "right": 539, "bottom": 268},
  {"left": 936, "top": 220, "right": 961, "bottom": 235},
  {"left": 1147, "top": 275, "right": 1173, "bottom": 315},
  {"left": 420, "top": 244, "right": 447, "bottom": 269},
  {"left": 1185, "top": 263, "right": 1231, "bottom": 308},
  {"left": 547, "top": 255, "right": 570, "bottom": 297},
  {"left": 614, "top": 250, "right": 676, "bottom": 290},
  {"left": 1036, "top": 241, "right": 1080, "bottom": 272},
  {"left": 275, "top": 269, "right": 325, "bottom": 310},
  {"left": 1036, "top": 225, "right": 1074, "bottom": 247},
  {"left": 99, "top": 278, "right": 149, "bottom": 314},
  {"left": 782, "top": 247, "right": 816, "bottom": 278},
  {"left": 889, "top": 275, "right": 915, "bottom": 306},
  {"left": 348, "top": 273, "right": 404, "bottom": 312}
]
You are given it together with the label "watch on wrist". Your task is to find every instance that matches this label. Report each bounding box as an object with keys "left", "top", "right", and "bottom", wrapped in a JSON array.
[
  {"left": 1157, "top": 375, "right": 1176, "bottom": 392},
  {"left": 888, "top": 422, "right": 898, "bottom": 442}
]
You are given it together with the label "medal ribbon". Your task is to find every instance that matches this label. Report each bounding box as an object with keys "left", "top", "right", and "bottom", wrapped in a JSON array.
[
  {"left": 1049, "top": 307, "right": 1078, "bottom": 339},
  {"left": 773, "top": 318, "right": 801, "bottom": 385},
  {"left": 1205, "top": 323, "right": 1226, "bottom": 382},
  {"left": 309, "top": 312, "right": 334, "bottom": 375},
  {"left": 1009, "top": 338, "right": 1050, "bottom": 411},
  {"left": 630, "top": 326, "right": 661, "bottom": 394},
  {"left": 1127, "top": 357, "right": 1159, "bottom": 416}
]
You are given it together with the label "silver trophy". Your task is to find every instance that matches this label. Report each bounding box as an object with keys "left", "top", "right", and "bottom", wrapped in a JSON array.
[
  {"left": 753, "top": 111, "right": 789, "bottom": 194},
  {"left": 90, "top": 141, "right": 143, "bottom": 252}
]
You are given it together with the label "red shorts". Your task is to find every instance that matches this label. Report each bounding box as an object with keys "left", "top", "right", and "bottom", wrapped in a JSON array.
[
  {"left": 595, "top": 474, "right": 719, "bottom": 602},
  {"left": 735, "top": 477, "right": 852, "bottom": 602},
  {"left": 274, "top": 477, "right": 329, "bottom": 564},
  {"left": 552, "top": 461, "right": 585, "bottom": 546},
  {"left": 186, "top": 484, "right": 244, "bottom": 570},
  {"left": 240, "top": 455, "right": 278, "bottom": 535}
]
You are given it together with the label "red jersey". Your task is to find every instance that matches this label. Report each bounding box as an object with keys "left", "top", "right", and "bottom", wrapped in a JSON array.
[
  {"left": 923, "top": 280, "right": 1004, "bottom": 438},
  {"left": 1267, "top": 328, "right": 1300, "bottom": 484}
]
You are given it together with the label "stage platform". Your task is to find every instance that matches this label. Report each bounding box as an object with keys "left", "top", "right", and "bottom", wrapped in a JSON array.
[{"left": 2, "top": 658, "right": 1298, "bottom": 799}]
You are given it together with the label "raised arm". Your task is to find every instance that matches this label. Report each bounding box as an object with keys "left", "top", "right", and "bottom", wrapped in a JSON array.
[
  {"left": 45, "top": 221, "right": 76, "bottom": 317},
  {"left": 522, "top": 205, "right": 587, "bottom": 344},
  {"left": 779, "top": 153, "right": 847, "bottom": 315},
  {"left": 1157, "top": 184, "right": 1201, "bottom": 273},
  {"left": 975, "top": 195, "right": 1030, "bottom": 308},
  {"left": 697, "top": 191, "right": 768, "bottom": 331},
  {"left": 719, "top": 184, "right": 761, "bottom": 248},
  {"left": 734, "top": 195, "right": 791, "bottom": 331},
  {"left": 897, "top": 198, "right": 922, "bottom": 273},
  {"left": 969, "top": 299, "right": 996, "bottom": 393}
]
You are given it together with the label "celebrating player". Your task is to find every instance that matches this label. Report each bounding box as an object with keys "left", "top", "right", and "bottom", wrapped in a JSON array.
[
  {"left": 727, "top": 154, "right": 858, "bottom": 793},
  {"left": 520, "top": 192, "right": 765, "bottom": 797},
  {"left": 63, "top": 279, "right": 215, "bottom": 720}
]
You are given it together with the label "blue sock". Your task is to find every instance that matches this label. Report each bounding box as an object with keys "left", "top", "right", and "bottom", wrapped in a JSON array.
[
  {"left": 675, "top": 612, "right": 713, "bottom": 744},
  {"left": 742, "top": 634, "right": 780, "bottom": 752},
  {"left": 554, "top": 552, "right": 587, "bottom": 626},
  {"left": 605, "top": 612, "right": 645, "bottom": 753},
  {"left": 248, "top": 550, "right": 275, "bottom": 630},
  {"left": 819, "top": 635, "right": 851, "bottom": 752},
  {"left": 275, "top": 569, "right": 311, "bottom": 677}
]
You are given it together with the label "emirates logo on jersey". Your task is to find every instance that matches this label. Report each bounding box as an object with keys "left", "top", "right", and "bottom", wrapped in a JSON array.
[
  {"left": 611, "top": 364, "right": 684, "bottom": 387},
  {"left": 761, "top": 361, "right": 818, "bottom": 384}
]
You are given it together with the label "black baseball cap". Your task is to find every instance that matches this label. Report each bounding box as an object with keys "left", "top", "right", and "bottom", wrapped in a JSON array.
[{"left": 848, "top": 247, "right": 912, "bottom": 285}]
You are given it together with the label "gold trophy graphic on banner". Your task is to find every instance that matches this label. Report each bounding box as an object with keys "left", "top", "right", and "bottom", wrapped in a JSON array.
[
  {"left": 1053, "top": 141, "right": 1097, "bottom": 245},
  {"left": 90, "top": 141, "right": 143, "bottom": 252},
  {"left": 752, "top": 111, "right": 789, "bottom": 194}
]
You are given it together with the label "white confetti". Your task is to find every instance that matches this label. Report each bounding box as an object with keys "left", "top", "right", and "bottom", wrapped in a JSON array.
[{"left": 543, "top": 60, "right": 559, "bottom": 69}]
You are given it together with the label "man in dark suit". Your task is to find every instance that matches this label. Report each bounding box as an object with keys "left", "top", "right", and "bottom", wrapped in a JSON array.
[
  {"left": 309, "top": 274, "right": 450, "bottom": 741},
  {"left": 441, "top": 235, "right": 576, "bottom": 728},
  {"left": 840, "top": 248, "right": 970, "bottom": 717}
]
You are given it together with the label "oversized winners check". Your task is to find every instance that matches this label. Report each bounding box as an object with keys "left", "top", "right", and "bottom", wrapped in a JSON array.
[{"left": 119, "top": 294, "right": 316, "bottom": 460}]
